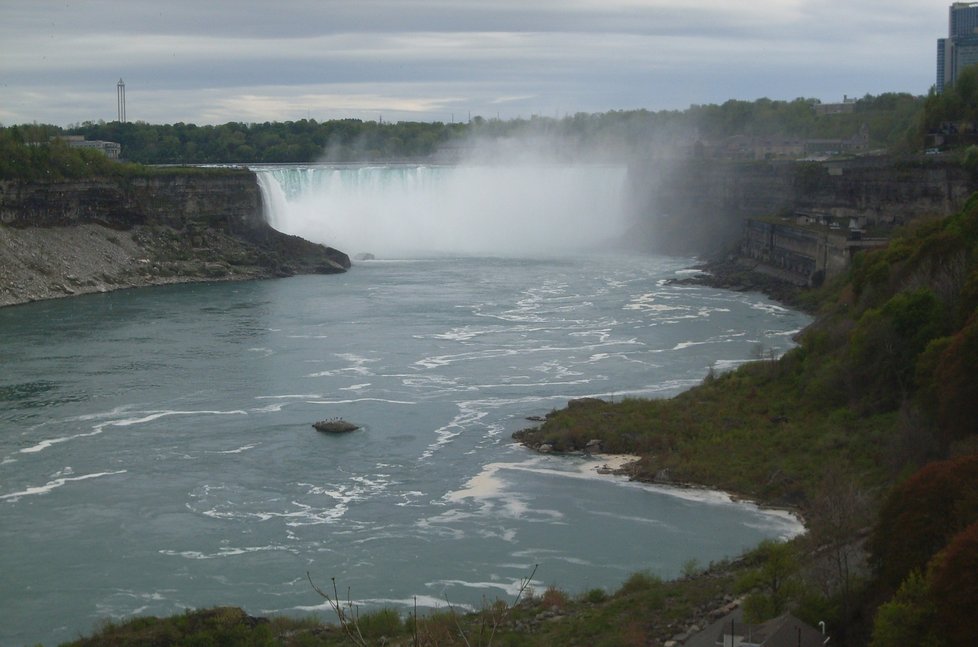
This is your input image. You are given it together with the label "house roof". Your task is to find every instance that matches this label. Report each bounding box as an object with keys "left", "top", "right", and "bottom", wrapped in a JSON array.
[{"left": 683, "top": 608, "right": 826, "bottom": 647}]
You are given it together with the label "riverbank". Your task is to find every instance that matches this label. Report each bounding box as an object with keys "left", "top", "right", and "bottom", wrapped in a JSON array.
[
  {"left": 665, "top": 255, "right": 813, "bottom": 313},
  {"left": 0, "top": 222, "right": 350, "bottom": 308},
  {"left": 0, "top": 170, "right": 353, "bottom": 308}
]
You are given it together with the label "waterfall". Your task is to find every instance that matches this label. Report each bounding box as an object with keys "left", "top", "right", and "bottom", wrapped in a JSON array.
[{"left": 253, "top": 164, "right": 630, "bottom": 258}]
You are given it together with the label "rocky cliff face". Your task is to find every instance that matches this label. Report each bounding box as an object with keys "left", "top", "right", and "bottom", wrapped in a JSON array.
[
  {"left": 626, "top": 156, "right": 976, "bottom": 256},
  {"left": 0, "top": 170, "right": 269, "bottom": 231},
  {"left": 0, "top": 170, "right": 350, "bottom": 307}
]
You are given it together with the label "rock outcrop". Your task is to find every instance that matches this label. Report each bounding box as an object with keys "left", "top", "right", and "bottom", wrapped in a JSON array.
[
  {"left": 313, "top": 419, "right": 360, "bottom": 433},
  {"left": 0, "top": 169, "right": 351, "bottom": 307},
  {"left": 626, "top": 155, "right": 976, "bottom": 256}
]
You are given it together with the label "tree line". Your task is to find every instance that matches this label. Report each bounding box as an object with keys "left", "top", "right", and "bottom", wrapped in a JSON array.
[{"left": 1, "top": 92, "right": 926, "bottom": 171}]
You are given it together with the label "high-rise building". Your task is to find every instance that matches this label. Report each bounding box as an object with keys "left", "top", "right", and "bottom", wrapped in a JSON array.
[
  {"left": 937, "top": 3, "right": 978, "bottom": 91},
  {"left": 938, "top": 41, "right": 947, "bottom": 91},
  {"left": 950, "top": 2, "right": 978, "bottom": 37}
]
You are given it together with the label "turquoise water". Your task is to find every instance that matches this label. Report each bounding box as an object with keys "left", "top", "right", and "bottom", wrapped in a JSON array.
[{"left": 0, "top": 253, "right": 809, "bottom": 646}]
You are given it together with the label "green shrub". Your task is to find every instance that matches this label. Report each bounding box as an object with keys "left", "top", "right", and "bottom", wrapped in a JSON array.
[
  {"left": 355, "top": 607, "right": 403, "bottom": 639},
  {"left": 540, "top": 584, "right": 570, "bottom": 610},
  {"left": 617, "top": 570, "right": 663, "bottom": 596},
  {"left": 582, "top": 587, "right": 609, "bottom": 603}
]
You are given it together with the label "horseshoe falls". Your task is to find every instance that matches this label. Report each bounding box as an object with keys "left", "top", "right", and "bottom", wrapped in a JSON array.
[
  {"left": 254, "top": 164, "right": 630, "bottom": 258},
  {"left": 0, "top": 163, "right": 810, "bottom": 647}
]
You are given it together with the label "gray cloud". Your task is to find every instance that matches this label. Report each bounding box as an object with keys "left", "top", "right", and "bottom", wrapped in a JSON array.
[{"left": 0, "top": 0, "right": 946, "bottom": 126}]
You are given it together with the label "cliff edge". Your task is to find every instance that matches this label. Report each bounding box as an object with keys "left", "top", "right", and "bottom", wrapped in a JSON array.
[{"left": 0, "top": 169, "right": 350, "bottom": 307}]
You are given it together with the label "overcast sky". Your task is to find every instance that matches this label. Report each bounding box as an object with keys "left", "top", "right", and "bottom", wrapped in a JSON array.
[{"left": 0, "top": 0, "right": 950, "bottom": 127}]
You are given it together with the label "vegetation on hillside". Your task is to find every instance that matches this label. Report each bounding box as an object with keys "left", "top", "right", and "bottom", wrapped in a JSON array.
[
  {"left": 516, "top": 196, "right": 978, "bottom": 644},
  {"left": 0, "top": 127, "right": 241, "bottom": 181},
  {"left": 0, "top": 127, "right": 140, "bottom": 180},
  {"left": 59, "top": 563, "right": 751, "bottom": 647},
  {"left": 920, "top": 65, "right": 978, "bottom": 135},
  {"left": 918, "top": 64, "right": 978, "bottom": 154}
]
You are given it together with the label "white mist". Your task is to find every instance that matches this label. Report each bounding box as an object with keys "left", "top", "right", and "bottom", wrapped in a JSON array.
[{"left": 254, "top": 164, "right": 629, "bottom": 259}]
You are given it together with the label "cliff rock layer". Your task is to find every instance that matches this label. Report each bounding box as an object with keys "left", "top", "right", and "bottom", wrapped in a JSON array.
[
  {"left": 627, "top": 156, "right": 975, "bottom": 256},
  {"left": 0, "top": 169, "right": 350, "bottom": 307}
]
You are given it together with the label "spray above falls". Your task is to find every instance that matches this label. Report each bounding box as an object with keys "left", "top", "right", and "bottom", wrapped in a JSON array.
[{"left": 254, "top": 164, "right": 630, "bottom": 259}]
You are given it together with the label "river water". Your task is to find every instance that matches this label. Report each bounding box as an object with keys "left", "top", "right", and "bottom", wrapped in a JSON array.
[{"left": 0, "top": 165, "right": 810, "bottom": 647}]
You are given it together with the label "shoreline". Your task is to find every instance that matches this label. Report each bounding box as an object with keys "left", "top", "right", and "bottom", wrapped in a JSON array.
[
  {"left": 532, "top": 447, "right": 807, "bottom": 533},
  {"left": 666, "top": 255, "right": 812, "bottom": 313},
  {"left": 0, "top": 222, "right": 348, "bottom": 308}
]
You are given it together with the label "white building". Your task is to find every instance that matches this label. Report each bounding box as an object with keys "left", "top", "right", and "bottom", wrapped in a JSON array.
[{"left": 55, "top": 135, "right": 122, "bottom": 159}]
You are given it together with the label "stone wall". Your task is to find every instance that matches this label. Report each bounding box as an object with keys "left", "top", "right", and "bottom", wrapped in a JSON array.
[{"left": 741, "top": 219, "right": 876, "bottom": 286}]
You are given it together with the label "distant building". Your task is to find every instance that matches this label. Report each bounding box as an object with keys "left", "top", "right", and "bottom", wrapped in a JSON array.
[
  {"left": 814, "top": 95, "right": 857, "bottom": 116},
  {"left": 939, "top": 37, "right": 948, "bottom": 90},
  {"left": 937, "top": 3, "right": 978, "bottom": 91},
  {"left": 691, "top": 124, "right": 868, "bottom": 161},
  {"left": 950, "top": 2, "right": 978, "bottom": 36},
  {"left": 54, "top": 135, "right": 122, "bottom": 159}
]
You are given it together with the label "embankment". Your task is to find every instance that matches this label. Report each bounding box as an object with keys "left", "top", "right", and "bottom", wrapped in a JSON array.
[{"left": 0, "top": 169, "right": 350, "bottom": 307}]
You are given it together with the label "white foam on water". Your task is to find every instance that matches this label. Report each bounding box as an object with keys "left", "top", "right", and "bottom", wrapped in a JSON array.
[
  {"left": 214, "top": 444, "right": 259, "bottom": 455},
  {"left": 96, "top": 591, "right": 173, "bottom": 619},
  {"left": 428, "top": 577, "right": 543, "bottom": 598},
  {"left": 624, "top": 294, "right": 688, "bottom": 312},
  {"left": 289, "top": 595, "right": 470, "bottom": 613},
  {"left": 420, "top": 408, "right": 485, "bottom": 460},
  {"left": 631, "top": 378, "right": 704, "bottom": 395},
  {"left": 304, "top": 397, "right": 416, "bottom": 405},
  {"left": 197, "top": 498, "right": 351, "bottom": 526},
  {"left": 739, "top": 510, "right": 807, "bottom": 539},
  {"left": 445, "top": 454, "right": 805, "bottom": 538},
  {"left": 711, "top": 358, "right": 753, "bottom": 371},
  {"left": 467, "top": 377, "right": 595, "bottom": 390},
  {"left": 398, "top": 374, "right": 464, "bottom": 391},
  {"left": 255, "top": 393, "right": 325, "bottom": 400},
  {"left": 568, "top": 328, "right": 613, "bottom": 341},
  {"left": 19, "top": 429, "right": 104, "bottom": 454},
  {"left": 750, "top": 301, "right": 791, "bottom": 315},
  {"left": 158, "top": 544, "right": 298, "bottom": 560},
  {"left": 670, "top": 340, "right": 710, "bottom": 351},
  {"left": 1, "top": 470, "right": 127, "bottom": 502},
  {"left": 21, "top": 408, "right": 252, "bottom": 456},
  {"left": 251, "top": 402, "right": 289, "bottom": 413},
  {"left": 188, "top": 474, "right": 393, "bottom": 527},
  {"left": 414, "top": 347, "right": 520, "bottom": 370},
  {"left": 445, "top": 464, "right": 508, "bottom": 502},
  {"left": 396, "top": 490, "right": 426, "bottom": 507},
  {"left": 413, "top": 513, "right": 469, "bottom": 540},
  {"left": 588, "top": 509, "right": 678, "bottom": 531}
]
